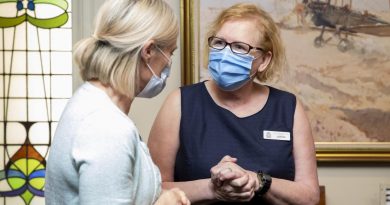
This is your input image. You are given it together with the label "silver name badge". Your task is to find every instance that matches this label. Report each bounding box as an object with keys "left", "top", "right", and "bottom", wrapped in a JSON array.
[{"left": 263, "top": 130, "right": 291, "bottom": 141}]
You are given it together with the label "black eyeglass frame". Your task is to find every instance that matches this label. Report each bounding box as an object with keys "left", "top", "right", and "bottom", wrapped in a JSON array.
[{"left": 208, "top": 36, "right": 265, "bottom": 54}]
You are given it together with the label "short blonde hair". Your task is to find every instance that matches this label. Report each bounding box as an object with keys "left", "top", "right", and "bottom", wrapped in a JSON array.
[
  {"left": 206, "top": 3, "right": 286, "bottom": 82},
  {"left": 74, "top": 0, "right": 179, "bottom": 97}
]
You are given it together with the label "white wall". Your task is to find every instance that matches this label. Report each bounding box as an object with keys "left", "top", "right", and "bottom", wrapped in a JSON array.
[
  {"left": 72, "top": 1, "right": 390, "bottom": 205},
  {"left": 319, "top": 165, "right": 390, "bottom": 205}
]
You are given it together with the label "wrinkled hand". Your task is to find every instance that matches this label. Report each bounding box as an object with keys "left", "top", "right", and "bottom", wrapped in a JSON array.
[
  {"left": 154, "top": 188, "right": 190, "bottom": 205},
  {"left": 210, "top": 155, "right": 257, "bottom": 202}
]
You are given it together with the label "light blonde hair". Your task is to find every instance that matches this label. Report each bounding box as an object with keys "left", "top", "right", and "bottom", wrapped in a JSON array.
[
  {"left": 205, "top": 3, "right": 286, "bottom": 82},
  {"left": 74, "top": 0, "right": 179, "bottom": 97}
]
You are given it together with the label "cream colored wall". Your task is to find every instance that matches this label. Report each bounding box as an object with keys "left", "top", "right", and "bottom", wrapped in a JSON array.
[
  {"left": 319, "top": 165, "right": 390, "bottom": 205},
  {"left": 72, "top": 1, "right": 390, "bottom": 205}
]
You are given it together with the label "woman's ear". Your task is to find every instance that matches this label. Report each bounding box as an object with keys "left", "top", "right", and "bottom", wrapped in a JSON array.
[
  {"left": 257, "top": 51, "right": 272, "bottom": 72},
  {"left": 140, "top": 40, "right": 156, "bottom": 63}
]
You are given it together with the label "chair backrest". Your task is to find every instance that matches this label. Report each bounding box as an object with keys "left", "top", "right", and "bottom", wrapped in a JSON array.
[{"left": 318, "top": 185, "right": 326, "bottom": 205}]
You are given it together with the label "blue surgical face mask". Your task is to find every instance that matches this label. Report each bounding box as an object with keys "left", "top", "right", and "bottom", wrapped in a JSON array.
[
  {"left": 208, "top": 47, "right": 255, "bottom": 91},
  {"left": 137, "top": 47, "right": 171, "bottom": 98}
]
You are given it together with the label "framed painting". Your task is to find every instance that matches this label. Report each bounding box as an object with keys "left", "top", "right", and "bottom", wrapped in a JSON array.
[{"left": 180, "top": 0, "right": 390, "bottom": 162}]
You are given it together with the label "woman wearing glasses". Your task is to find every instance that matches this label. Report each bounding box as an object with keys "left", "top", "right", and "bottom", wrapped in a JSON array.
[{"left": 148, "top": 3, "right": 319, "bottom": 205}]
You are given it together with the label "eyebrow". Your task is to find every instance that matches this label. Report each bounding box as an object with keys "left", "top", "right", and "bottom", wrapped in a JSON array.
[{"left": 215, "top": 36, "right": 256, "bottom": 47}]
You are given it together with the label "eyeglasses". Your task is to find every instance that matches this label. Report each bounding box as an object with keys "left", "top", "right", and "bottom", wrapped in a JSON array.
[{"left": 208, "top": 36, "right": 264, "bottom": 55}]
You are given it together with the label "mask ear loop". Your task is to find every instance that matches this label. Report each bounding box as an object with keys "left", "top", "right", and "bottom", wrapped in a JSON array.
[
  {"left": 156, "top": 46, "right": 172, "bottom": 67},
  {"left": 249, "top": 50, "right": 267, "bottom": 80},
  {"left": 146, "top": 63, "right": 158, "bottom": 78},
  {"left": 249, "top": 70, "right": 258, "bottom": 81},
  {"left": 249, "top": 53, "right": 259, "bottom": 80}
]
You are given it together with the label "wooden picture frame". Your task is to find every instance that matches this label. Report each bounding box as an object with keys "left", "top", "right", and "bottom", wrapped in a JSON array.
[{"left": 180, "top": 0, "right": 390, "bottom": 162}]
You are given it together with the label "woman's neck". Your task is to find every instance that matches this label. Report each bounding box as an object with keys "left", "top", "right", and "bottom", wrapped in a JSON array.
[
  {"left": 89, "top": 80, "right": 133, "bottom": 114},
  {"left": 210, "top": 80, "right": 255, "bottom": 100},
  {"left": 207, "top": 80, "right": 267, "bottom": 107},
  {"left": 206, "top": 80, "right": 269, "bottom": 118}
]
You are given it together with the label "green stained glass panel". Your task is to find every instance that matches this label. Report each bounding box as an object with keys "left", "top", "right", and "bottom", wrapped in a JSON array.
[{"left": 0, "top": 0, "right": 72, "bottom": 204}]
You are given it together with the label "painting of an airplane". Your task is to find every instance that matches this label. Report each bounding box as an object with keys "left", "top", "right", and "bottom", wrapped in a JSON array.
[
  {"left": 281, "top": 0, "right": 390, "bottom": 52},
  {"left": 309, "top": 0, "right": 390, "bottom": 51}
]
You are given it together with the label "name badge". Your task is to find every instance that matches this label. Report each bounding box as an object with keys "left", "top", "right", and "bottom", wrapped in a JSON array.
[{"left": 263, "top": 130, "right": 290, "bottom": 141}]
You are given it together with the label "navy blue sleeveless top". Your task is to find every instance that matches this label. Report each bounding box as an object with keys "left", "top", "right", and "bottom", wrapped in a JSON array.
[{"left": 175, "top": 82, "right": 296, "bottom": 204}]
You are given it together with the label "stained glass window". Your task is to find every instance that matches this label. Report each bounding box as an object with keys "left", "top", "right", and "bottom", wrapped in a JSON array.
[{"left": 0, "top": 0, "right": 72, "bottom": 204}]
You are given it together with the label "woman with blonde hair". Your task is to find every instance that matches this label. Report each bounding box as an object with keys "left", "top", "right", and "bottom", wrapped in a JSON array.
[
  {"left": 45, "top": 0, "right": 189, "bottom": 204},
  {"left": 148, "top": 3, "right": 319, "bottom": 204}
]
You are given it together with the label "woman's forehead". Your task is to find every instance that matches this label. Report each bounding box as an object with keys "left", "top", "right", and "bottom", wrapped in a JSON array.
[{"left": 216, "top": 19, "right": 263, "bottom": 45}]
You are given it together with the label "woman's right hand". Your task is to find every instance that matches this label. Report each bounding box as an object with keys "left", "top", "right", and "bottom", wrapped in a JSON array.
[
  {"left": 154, "top": 188, "right": 191, "bottom": 205},
  {"left": 210, "top": 155, "right": 256, "bottom": 202}
]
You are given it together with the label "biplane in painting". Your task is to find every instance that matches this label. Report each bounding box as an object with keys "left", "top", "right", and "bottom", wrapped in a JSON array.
[{"left": 282, "top": 0, "right": 390, "bottom": 52}]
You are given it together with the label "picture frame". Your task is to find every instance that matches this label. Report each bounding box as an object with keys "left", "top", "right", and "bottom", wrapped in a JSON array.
[{"left": 180, "top": 0, "right": 390, "bottom": 162}]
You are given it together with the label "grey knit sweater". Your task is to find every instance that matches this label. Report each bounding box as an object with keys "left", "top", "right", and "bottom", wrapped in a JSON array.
[{"left": 45, "top": 82, "right": 161, "bottom": 205}]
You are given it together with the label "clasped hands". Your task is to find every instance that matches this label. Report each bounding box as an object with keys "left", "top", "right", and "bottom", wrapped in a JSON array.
[{"left": 210, "top": 155, "right": 259, "bottom": 202}]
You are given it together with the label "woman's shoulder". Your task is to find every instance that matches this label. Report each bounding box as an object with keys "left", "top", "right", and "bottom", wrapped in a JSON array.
[
  {"left": 265, "top": 85, "right": 297, "bottom": 110},
  {"left": 180, "top": 81, "right": 207, "bottom": 99},
  {"left": 267, "top": 85, "right": 296, "bottom": 99},
  {"left": 180, "top": 81, "right": 205, "bottom": 91},
  {"left": 75, "top": 107, "right": 139, "bottom": 146}
]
